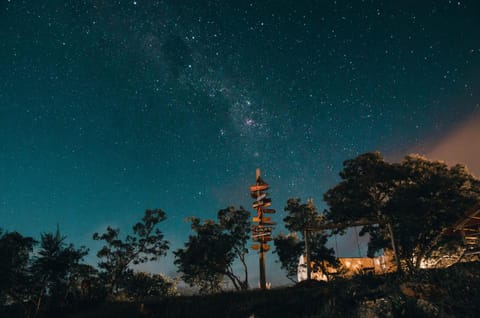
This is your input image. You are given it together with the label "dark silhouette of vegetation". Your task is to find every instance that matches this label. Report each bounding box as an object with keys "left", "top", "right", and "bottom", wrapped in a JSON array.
[
  {"left": 0, "top": 228, "right": 89, "bottom": 318},
  {"left": 120, "top": 272, "right": 177, "bottom": 301},
  {"left": 3, "top": 262, "right": 475, "bottom": 318},
  {"left": 324, "top": 152, "right": 480, "bottom": 272},
  {"left": 1, "top": 152, "right": 479, "bottom": 318},
  {"left": 93, "top": 209, "right": 170, "bottom": 297},
  {"left": 174, "top": 206, "right": 251, "bottom": 293},
  {"left": 1, "top": 210, "right": 172, "bottom": 317},
  {"left": 0, "top": 230, "right": 36, "bottom": 317},
  {"left": 273, "top": 232, "right": 303, "bottom": 282},
  {"left": 274, "top": 198, "right": 339, "bottom": 282},
  {"left": 30, "top": 227, "right": 89, "bottom": 315}
]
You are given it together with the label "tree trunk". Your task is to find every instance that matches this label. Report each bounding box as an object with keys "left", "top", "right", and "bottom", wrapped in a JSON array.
[
  {"left": 386, "top": 222, "right": 403, "bottom": 274},
  {"left": 304, "top": 229, "right": 311, "bottom": 280},
  {"left": 239, "top": 253, "right": 249, "bottom": 290},
  {"left": 225, "top": 271, "right": 241, "bottom": 291}
]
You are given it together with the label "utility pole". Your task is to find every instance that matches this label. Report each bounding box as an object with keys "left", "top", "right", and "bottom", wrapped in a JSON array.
[{"left": 250, "top": 168, "right": 276, "bottom": 290}]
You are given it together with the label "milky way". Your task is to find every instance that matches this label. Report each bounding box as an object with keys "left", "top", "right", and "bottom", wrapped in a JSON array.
[{"left": 1, "top": 0, "right": 479, "bottom": 284}]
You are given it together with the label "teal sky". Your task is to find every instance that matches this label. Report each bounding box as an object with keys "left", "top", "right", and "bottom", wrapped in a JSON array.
[{"left": 1, "top": 0, "right": 479, "bottom": 285}]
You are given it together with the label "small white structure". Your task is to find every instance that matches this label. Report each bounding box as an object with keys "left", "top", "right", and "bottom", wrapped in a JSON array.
[{"left": 297, "top": 254, "right": 308, "bottom": 282}]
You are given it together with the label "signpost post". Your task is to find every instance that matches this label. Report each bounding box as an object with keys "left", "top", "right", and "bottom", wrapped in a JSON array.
[{"left": 250, "top": 168, "right": 276, "bottom": 290}]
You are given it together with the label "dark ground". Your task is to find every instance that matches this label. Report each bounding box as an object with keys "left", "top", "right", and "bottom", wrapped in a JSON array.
[{"left": 2, "top": 261, "right": 479, "bottom": 318}]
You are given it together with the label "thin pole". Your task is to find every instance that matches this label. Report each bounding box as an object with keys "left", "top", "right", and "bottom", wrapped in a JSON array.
[
  {"left": 354, "top": 226, "right": 362, "bottom": 257},
  {"left": 386, "top": 222, "right": 402, "bottom": 274},
  {"left": 304, "top": 228, "right": 311, "bottom": 280},
  {"left": 259, "top": 247, "right": 266, "bottom": 289}
]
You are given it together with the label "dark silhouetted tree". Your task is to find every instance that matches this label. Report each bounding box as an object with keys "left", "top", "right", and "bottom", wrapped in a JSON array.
[
  {"left": 273, "top": 232, "right": 303, "bottom": 283},
  {"left": 30, "top": 226, "right": 89, "bottom": 314},
  {"left": 218, "top": 206, "right": 251, "bottom": 289},
  {"left": 0, "top": 230, "right": 36, "bottom": 316},
  {"left": 1, "top": 227, "right": 89, "bottom": 317},
  {"left": 93, "top": 209, "right": 169, "bottom": 296},
  {"left": 120, "top": 271, "right": 177, "bottom": 301},
  {"left": 324, "top": 152, "right": 480, "bottom": 272},
  {"left": 174, "top": 206, "right": 250, "bottom": 294},
  {"left": 387, "top": 155, "right": 480, "bottom": 271},
  {"left": 274, "top": 198, "right": 338, "bottom": 281},
  {"left": 323, "top": 152, "right": 402, "bottom": 269}
]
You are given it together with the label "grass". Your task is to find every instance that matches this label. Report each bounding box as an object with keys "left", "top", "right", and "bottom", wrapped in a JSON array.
[{"left": 2, "top": 261, "right": 479, "bottom": 318}]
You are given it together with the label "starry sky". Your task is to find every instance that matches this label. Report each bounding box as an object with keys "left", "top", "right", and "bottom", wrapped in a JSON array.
[{"left": 1, "top": 0, "right": 479, "bottom": 285}]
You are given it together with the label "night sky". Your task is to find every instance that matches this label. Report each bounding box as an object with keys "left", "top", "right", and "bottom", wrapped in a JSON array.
[{"left": 1, "top": 0, "right": 479, "bottom": 285}]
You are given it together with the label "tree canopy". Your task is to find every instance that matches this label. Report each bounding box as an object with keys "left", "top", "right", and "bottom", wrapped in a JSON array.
[
  {"left": 324, "top": 152, "right": 480, "bottom": 272},
  {"left": 2, "top": 150, "right": 479, "bottom": 312},
  {"left": 93, "top": 209, "right": 170, "bottom": 295},
  {"left": 120, "top": 271, "right": 177, "bottom": 301},
  {"left": 273, "top": 232, "right": 303, "bottom": 282},
  {"left": 174, "top": 206, "right": 250, "bottom": 293},
  {"left": 30, "top": 227, "right": 89, "bottom": 314},
  {"left": 0, "top": 228, "right": 90, "bottom": 317},
  {"left": 274, "top": 198, "right": 338, "bottom": 281},
  {"left": 0, "top": 230, "right": 36, "bottom": 314}
]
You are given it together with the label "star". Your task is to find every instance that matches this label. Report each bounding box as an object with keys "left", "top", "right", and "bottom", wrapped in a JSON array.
[{"left": 1, "top": 0, "right": 479, "bottom": 287}]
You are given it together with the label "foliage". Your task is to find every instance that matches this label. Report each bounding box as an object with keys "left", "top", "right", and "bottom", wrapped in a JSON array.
[
  {"left": 3, "top": 261, "right": 478, "bottom": 318},
  {"left": 218, "top": 206, "right": 251, "bottom": 288},
  {"left": 284, "top": 198, "right": 326, "bottom": 232},
  {"left": 0, "top": 228, "right": 91, "bottom": 317},
  {"left": 30, "top": 227, "right": 89, "bottom": 311},
  {"left": 0, "top": 230, "right": 36, "bottom": 314},
  {"left": 93, "top": 209, "right": 170, "bottom": 295},
  {"left": 275, "top": 198, "right": 339, "bottom": 281},
  {"left": 323, "top": 152, "right": 399, "bottom": 269},
  {"left": 307, "top": 232, "right": 340, "bottom": 281},
  {"left": 387, "top": 155, "right": 480, "bottom": 270},
  {"left": 72, "top": 263, "right": 106, "bottom": 303},
  {"left": 324, "top": 152, "right": 480, "bottom": 272},
  {"left": 323, "top": 152, "right": 398, "bottom": 227},
  {"left": 273, "top": 232, "right": 303, "bottom": 282},
  {"left": 174, "top": 206, "right": 250, "bottom": 293},
  {"left": 119, "top": 271, "right": 177, "bottom": 301}
]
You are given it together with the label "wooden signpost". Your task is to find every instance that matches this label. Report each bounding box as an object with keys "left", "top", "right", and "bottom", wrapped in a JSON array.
[{"left": 250, "top": 168, "right": 276, "bottom": 290}]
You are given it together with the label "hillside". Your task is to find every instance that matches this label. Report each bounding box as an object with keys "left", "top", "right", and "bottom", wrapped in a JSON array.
[{"left": 4, "top": 261, "right": 476, "bottom": 318}]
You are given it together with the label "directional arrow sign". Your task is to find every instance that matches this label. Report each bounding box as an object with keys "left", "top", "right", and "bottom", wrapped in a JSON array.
[
  {"left": 253, "top": 202, "right": 272, "bottom": 209},
  {"left": 253, "top": 193, "right": 267, "bottom": 202},
  {"left": 252, "top": 231, "right": 272, "bottom": 237},
  {"left": 252, "top": 232, "right": 271, "bottom": 238},
  {"left": 252, "top": 228, "right": 272, "bottom": 234},
  {"left": 260, "top": 221, "right": 277, "bottom": 226},
  {"left": 252, "top": 237, "right": 272, "bottom": 243},
  {"left": 263, "top": 209, "right": 276, "bottom": 214},
  {"left": 252, "top": 226, "right": 274, "bottom": 231},
  {"left": 253, "top": 216, "right": 272, "bottom": 223},
  {"left": 252, "top": 198, "right": 271, "bottom": 209},
  {"left": 251, "top": 244, "right": 270, "bottom": 251},
  {"left": 250, "top": 184, "right": 269, "bottom": 192},
  {"left": 251, "top": 192, "right": 267, "bottom": 199}
]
